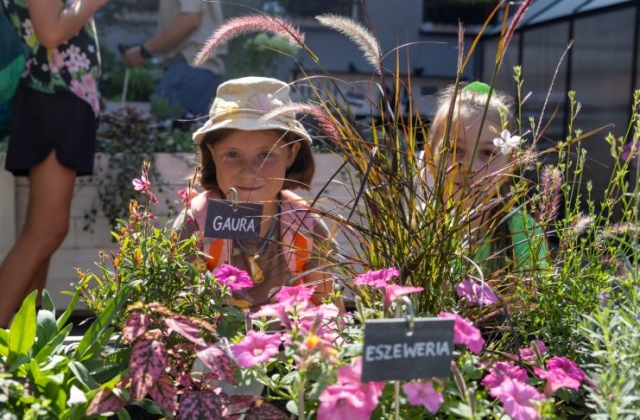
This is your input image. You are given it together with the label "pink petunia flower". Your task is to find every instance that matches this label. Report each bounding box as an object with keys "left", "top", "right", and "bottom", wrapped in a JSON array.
[
  {"left": 274, "top": 285, "right": 315, "bottom": 306},
  {"left": 353, "top": 267, "right": 400, "bottom": 288},
  {"left": 455, "top": 278, "right": 498, "bottom": 306},
  {"left": 230, "top": 330, "right": 282, "bottom": 367},
  {"left": 318, "top": 357, "right": 385, "bottom": 420},
  {"left": 213, "top": 264, "right": 253, "bottom": 291},
  {"left": 382, "top": 284, "right": 424, "bottom": 308},
  {"left": 518, "top": 340, "right": 548, "bottom": 362},
  {"left": 132, "top": 174, "right": 150, "bottom": 192},
  {"left": 495, "top": 377, "right": 545, "bottom": 420},
  {"left": 533, "top": 356, "right": 585, "bottom": 396},
  {"left": 317, "top": 383, "right": 375, "bottom": 420},
  {"left": 482, "top": 361, "right": 529, "bottom": 398},
  {"left": 402, "top": 381, "right": 443, "bottom": 413},
  {"left": 438, "top": 312, "right": 485, "bottom": 354}
]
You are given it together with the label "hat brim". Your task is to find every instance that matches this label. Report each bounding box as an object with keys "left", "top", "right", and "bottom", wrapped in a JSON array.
[{"left": 192, "top": 111, "right": 312, "bottom": 145}]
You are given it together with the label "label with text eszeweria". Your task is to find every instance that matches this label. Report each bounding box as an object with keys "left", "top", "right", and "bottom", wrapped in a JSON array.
[{"left": 361, "top": 318, "right": 454, "bottom": 382}]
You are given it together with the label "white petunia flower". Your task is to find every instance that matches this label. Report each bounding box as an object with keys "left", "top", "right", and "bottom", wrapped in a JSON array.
[{"left": 492, "top": 130, "right": 522, "bottom": 155}]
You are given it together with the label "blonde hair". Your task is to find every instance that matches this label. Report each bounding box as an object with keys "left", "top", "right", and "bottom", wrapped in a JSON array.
[{"left": 428, "top": 83, "right": 516, "bottom": 153}]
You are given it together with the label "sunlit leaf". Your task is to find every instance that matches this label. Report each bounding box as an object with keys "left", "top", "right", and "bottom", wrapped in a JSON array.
[
  {"left": 130, "top": 337, "right": 168, "bottom": 401},
  {"left": 123, "top": 311, "right": 150, "bottom": 342},
  {"left": 86, "top": 387, "right": 128, "bottom": 416},
  {"left": 165, "top": 316, "right": 206, "bottom": 347},
  {"left": 147, "top": 373, "right": 176, "bottom": 415},
  {"left": 196, "top": 345, "right": 237, "bottom": 385}
]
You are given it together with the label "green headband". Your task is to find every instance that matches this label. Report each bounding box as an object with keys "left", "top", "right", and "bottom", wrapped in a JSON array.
[{"left": 463, "top": 81, "right": 492, "bottom": 94}]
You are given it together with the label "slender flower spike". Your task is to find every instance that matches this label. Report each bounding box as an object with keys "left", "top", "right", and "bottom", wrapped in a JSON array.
[
  {"left": 493, "top": 129, "right": 522, "bottom": 155},
  {"left": 316, "top": 14, "right": 382, "bottom": 75},
  {"left": 195, "top": 14, "right": 304, "bottom": 66}
]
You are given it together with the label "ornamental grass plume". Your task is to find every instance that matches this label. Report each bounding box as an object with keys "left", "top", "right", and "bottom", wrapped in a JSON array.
[
  {"left": 315, "top": 14, "right": 382, "bottom": 75},
  {"left": 194, "top": 14, "right": 304, "bottom": 66}
]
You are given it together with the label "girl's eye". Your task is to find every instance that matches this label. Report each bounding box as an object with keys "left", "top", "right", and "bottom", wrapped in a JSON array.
[
  {"left": 480, "top": 149, "right": 495, "bottom": 158},
  {"left": 258, "top": 151, "right": 274, "bottom": 161},
  {"left": 224, "top": 151, "right": 239, "bottom": 159}
]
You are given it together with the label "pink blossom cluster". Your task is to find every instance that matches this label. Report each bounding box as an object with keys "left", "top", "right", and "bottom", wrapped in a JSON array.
[
  {"left": 230, "top": 285, "right": 343, "bottom": 370},
  {"left": 317, "top": 357, "right": 385, "bottom": 420},
  {"left": 353, "top": 267, "right": 424, "bottom": 308},
  {"left": 481, "top": 341, "right": 586, "bottom": 420},
  {"left": 437, "top": 312, "right": 485, "bottom": 354},
  {"left": 455, "top": 278, "right": 498, "bottom": 306},
  {"left": 402, "top": 380, "right": 444, "bottom": 413},
  {"left": 132, "top": 163, "right": 158, "bottom": 205},
  {"left": 213, "top": 264, "right": 254, "bottom": 291}
]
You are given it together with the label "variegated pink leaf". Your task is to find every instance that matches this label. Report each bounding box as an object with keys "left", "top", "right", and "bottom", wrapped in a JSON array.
[
  {"left": 148, "top": 373, "right": 177, "bottom": 415},
  {"left": 196, "top": 346, "right": 237, "bottom": 385},
  {"left": 130, "top": 337, "right": 169, "bottom": 401},
  {"left": 123, "top": 311, "right": 150, "bottom": 342},
  {"left": 165, "top": 316, "right": 207, "bottom": 347},
  {"left": 178, "top": 390, "right": 222, "bottom": 419},
  {"left": 224, "top": 395, "right": 257, "bottom": 417},
  {"left": 86, "top": 388, "right": 127, "bottom": 416},
  {"left": 178, "top": 370, "right": 195, "bottom": 388},
  {"left": 245, "top": 399, "right": 288, "bottom": 419}
]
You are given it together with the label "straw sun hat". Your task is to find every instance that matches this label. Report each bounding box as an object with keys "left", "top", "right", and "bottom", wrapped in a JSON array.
[{"left": 192, "top": 76, "right": 312, "bottom": 145}]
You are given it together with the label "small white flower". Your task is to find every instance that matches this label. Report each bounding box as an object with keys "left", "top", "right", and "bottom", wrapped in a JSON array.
[{"left": 492, "top": 130, "right": 522, "bottom": 155}]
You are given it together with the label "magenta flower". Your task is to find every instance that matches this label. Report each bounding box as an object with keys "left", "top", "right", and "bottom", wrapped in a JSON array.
[
  {"left": 230, "top": 330, "right": 282, "bottom": 367},
  {"left": 482, "top": 361, "right": 529, "bottom": 398},
  {"left": 251, "top": 302, "right": 291, "bottom": 329},
  {"left": 213, "top": 264, "right": 253, "bottom": 291},
  {"left": 402, "top": 381, "right": 443, "bottom": 413},
  {"left": 274, "top": 285, "right": 315, "bottom": 306},
  {"left": 353, "top": 267, "right": 400, "bottom": 288},
  {"left": 455, "top": 278, "right": 498, "bottom": 306},
  {"left": 318, "top": 357, "right": 385, "bottom": 420},
  {"left": 317, "top": 383, "right": 376, "bottom": 420},
  {"left": 438, "top": 312, "right": 485, "bottom": 354},
  {"left": 132, "top": 174, "right": 150, "bottom": 192},
  {"left": 518, "top": 340, "right": 548, "bottom": 362},
  {"left": 533, "top": 356, "right": 585, "bottom": 395},
  {"left": 382, "top": 284, "right": 424, "bottom": 308},
  {"left": 495, "top": 377, "right": 545, "bottom": 420}
]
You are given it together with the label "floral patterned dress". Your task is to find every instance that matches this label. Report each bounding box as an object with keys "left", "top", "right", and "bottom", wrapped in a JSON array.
[{"left": 1, "top": 0, "right": 101, "bottom": 116}]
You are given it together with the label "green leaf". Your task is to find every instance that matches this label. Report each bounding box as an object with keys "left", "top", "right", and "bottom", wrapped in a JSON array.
[
  {"left": 56, "top": 288, "right": 82, "bottom": 330},
  {"left": 7, "top": 290, "right": 37, "bottom": 366},
  {"left": 74, "top": 284, "right": 131, "bottom": 361},
  {"left": 68, "top": 361, "right": 101, "bottom": 389},
  {"left": 286, "top": 399, "right": 298, "bottom": 416},
  {"left": 35, "top": 323, "right": 73, "bottom": 364},
  {"left": 33, "top": 308, "right": 58, "bottom": 354},
  {"left": 0, "top": 327, "right": 8, "bottom": 357},
  {"left": 41, "top": 289, "right": 56, "bottom": 312},
  {"left": 441, "top": 401, "right": 473, "bottom": 419}
]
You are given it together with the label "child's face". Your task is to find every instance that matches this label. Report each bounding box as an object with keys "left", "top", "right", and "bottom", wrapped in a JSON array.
[
  {"left": 444, "top": 115, "right": 510, "bottom": 201},
  {"left": 208, "top": 129, "right": 300, "bottom": 204}
]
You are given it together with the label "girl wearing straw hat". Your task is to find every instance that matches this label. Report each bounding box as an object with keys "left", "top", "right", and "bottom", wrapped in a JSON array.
[{"left": 174, "top": 76, "right": 342, "bottom": 312}]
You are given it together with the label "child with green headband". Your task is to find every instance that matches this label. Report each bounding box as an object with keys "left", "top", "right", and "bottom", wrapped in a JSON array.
[{"left": 424, "top": 81, "right": 549, "bottom": 302}]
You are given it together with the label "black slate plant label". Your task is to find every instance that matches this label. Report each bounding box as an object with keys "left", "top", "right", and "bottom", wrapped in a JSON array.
[
  {"left": 204, "top": 199, "right": 263, "bottom": 241},
  {"left": 361, "top": 318, "right": 455, "bottom": 382}
]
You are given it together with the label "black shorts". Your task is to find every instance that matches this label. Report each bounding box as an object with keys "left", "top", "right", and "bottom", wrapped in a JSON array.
[{"left": 6, "top": 84, "right": 97, "bottom": 177}]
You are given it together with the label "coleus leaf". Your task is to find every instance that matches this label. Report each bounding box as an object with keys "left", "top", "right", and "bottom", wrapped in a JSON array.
[
  {"left": 165, "top": 316, "right": 207, "bottom": 347},
  {"left": 178, "top": 390, "right": 222, "bottom": 419},
  {"left": 196, "top": 345, "right": 237, "bottom": 385},
  {"left": 148, "top": 373, "right": 177, "bottom": 415},
  {"left": 86, "top": 387, "right": 127, "bottom": 416},
  {"left": 129, "top": 337, "right": 168, "bottom": 401},
  {"left": 123, "top": 310, "right": 150, "bottom": 343}
]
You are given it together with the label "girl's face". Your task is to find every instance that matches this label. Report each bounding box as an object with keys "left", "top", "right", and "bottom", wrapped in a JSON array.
[
  {"left": 208, "top": 129, "right": 300, "bottom": 205},
  {"left": 444, "top": 114, "right": 510, "bottom": 202}
]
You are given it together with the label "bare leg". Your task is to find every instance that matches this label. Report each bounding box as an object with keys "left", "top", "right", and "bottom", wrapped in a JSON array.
[{"left": 0, "top": 152, "right": 76, "bottom": 326}]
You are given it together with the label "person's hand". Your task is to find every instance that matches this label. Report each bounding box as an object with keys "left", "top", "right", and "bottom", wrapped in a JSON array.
[{"left": 121, "top": 46, "right": 147, "bottom": 68}]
